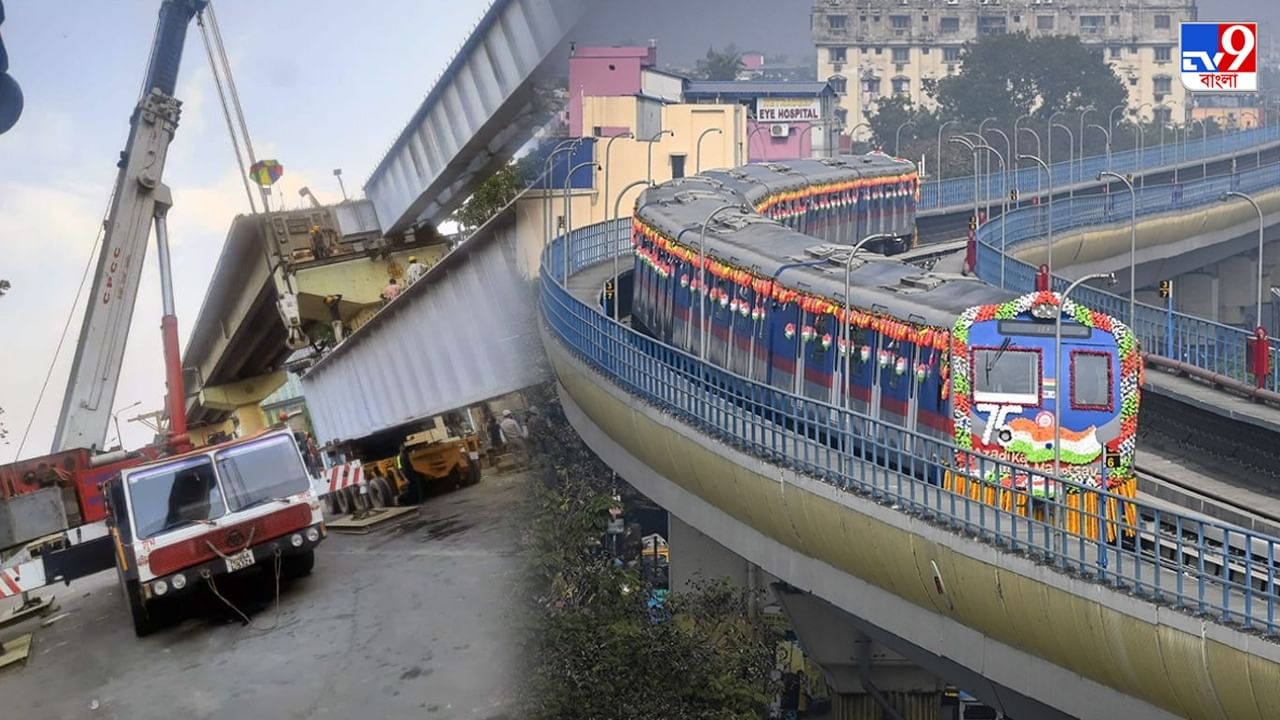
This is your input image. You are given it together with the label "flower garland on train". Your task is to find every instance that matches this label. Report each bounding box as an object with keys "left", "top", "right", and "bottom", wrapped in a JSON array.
[
  {"left": 631, "top": 216, "right": 951, "bottom": 381},
  {"left": 949, "top": 291, "right": 1141, "bottom": 491},
  {"left": 752, "top": 173, "right": 920, "bottom": 221}
]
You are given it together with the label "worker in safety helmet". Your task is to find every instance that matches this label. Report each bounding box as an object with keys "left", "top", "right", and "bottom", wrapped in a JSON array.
[
  {"left": 499, "top": 410, "right": 528, "bottom": 465},
  {"left": 309, "top": 225, "right": 329, "bottom": 259},
  {"left": 404, "top": 255, "right": 426, "bottom": 285},
  {"left": 381, "top": 277, "right": 400, "bottom": 304}
]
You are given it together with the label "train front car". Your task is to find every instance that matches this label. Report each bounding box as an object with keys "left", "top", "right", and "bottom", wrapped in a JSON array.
[{"left": 949, "top": 290, "right": 1140, "bottom": 539}]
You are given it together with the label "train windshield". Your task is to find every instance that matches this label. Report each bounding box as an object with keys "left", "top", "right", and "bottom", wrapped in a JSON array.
[
  {"left": 214, "top": 434, "right": 312, "bottom": 512},
  {"left": 973, "top": 347, "right": 1040, "bottom": 405},
  {"left": 126, "top": 456, "right": 226, "bottom": 539}
]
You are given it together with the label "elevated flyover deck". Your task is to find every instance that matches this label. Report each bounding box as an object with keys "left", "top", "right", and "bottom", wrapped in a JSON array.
[{"left": 544, "top": 218, "right": 1280, "bottom": 720}]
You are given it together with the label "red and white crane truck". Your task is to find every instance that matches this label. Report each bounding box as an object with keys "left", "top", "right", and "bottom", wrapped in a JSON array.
[{"left": 0, "top": 0, "right": 323, "bottom": 636}]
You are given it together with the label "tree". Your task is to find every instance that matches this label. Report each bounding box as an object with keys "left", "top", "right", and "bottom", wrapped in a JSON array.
[
  {"left": 696, "top": 45, "right": 745, "bottom": 81},
  {"left": 515, "top": 383, "right": 780, "bottom": 720},
  {"left": 931, "top": 33, "right": 1127, "bottom": 127},
  {"left": 452, "top": 157, "right": 537, "bottom": 232}
]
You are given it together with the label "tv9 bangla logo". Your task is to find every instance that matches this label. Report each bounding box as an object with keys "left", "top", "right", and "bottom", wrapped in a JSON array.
[{"left": 1180, "top": 22, "right": 1258, "bottom": 91}]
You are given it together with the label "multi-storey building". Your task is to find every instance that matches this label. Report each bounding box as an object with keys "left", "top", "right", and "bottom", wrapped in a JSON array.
[{"left": 813, "top": 0, "right": 1198, "bottom": 139}]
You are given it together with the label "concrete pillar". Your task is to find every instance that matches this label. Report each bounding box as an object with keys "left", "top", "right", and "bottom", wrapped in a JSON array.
[
  {"left": 668, "top": 513, "right": 752, "bottom": 592},
  {"left": 1173, "top": 271, "right": 1220, "bottom": 323},
  {"left": 1217, "top": 255, "right": 1256, "bottom": 326},
  {"left": 774, "top": 585, "right": 945, "bottom": 720}
]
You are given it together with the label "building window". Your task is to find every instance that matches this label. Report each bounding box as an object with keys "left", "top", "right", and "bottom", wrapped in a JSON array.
[
  {"left": 1109, "top": 46, "right": 1121, "bottom": 59},
  {"left": 1155, "top": 46, "right": 1172, "bottom": 62},
  {"left": 874, "top": 47, "right": 883, "bottom": 55},
  {"left": 1110, "top": 14, "right": 1120, "bottom": 25},
  {"left": 830, "top": 75, "right": 848, "bottom": 94},
  {"left": 1079, "top": 15, "right": 1105, "bottom": 34},
  {"left": 829, "top": 47, "right": 847, "bottom": 63},
  {"left": 890, "top": 14, "right": 910, "bottom": 30},
  {"left": 1153, "top": 76, "right": 1172, "bottom": 94},
  {"left": 1154, "top": 14, "right": 1170, "bottom": 30},
  {"left": 1154, "top": 107, "right": 1172, "bottom": 124},
  {"left": 943, "top": 47, "right": 961, "bottom": 63},
  {"left": 827, "top": 14, "right": 847, "bottom": 30},
  {"left": 941, "top": 16, "right": 960, "bottom": 34},
  {"left": 892, "top": 77, "right": 911, "bottom": 96},
  {"left": 835, "top": 107, "right": 848, "bottom": 128},
  {"left": 670, "top": 154, "right": 686, "bottom": 179},
  {"left": 978, "top": 16, "right": 1007, "bottom": 36},
  {"left": 892, "top": 47, "right": 910, "bottom": 63},
  {"left": 1036, "top": 15, "right": 1054, "bottom": 30},
  {"left": 862, "top": 77, "right": 881, "bottom": 96},
  {"left": 922, "top": 46, "right": 931, "bottom": 55}
]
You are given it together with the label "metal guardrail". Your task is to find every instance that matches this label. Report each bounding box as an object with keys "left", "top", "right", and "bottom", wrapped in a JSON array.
[
  {"left": 918, "top": 124, "right": 1280, "bottom": 211},
  {"left": 973, "top": 159, "right": 1280, "bottom": 392},
  {"left": 543, "top": 218, "right": 1280, "bottom": 637}
]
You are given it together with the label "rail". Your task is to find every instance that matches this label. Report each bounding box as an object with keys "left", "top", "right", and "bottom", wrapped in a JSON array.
[
  {"left": 542, "top": 217, "right": 1280, "bottom": 637},
  {"left": 918, "top": 123, "right": 1280, "bottom": 212},
  {"left": 974, "top": 159, "right": 1280, "bottom": 392}
]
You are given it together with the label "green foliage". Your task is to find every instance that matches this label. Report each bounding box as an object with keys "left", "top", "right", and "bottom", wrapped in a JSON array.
[
  {"left": 453, "top": 157, "right": 538, "bottom": 232},
  {"left": 932, "top": 34, "right": 1127, "bottom": 127},
  {"left": 515, "top": 384, "right": 779, "bottom": 720},
  {"left": 696, "top": 45, "right": 745, "bottom": 81}
]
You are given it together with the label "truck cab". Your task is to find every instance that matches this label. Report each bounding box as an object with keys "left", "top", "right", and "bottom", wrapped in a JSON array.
[{"left": 102, "top": 428, "right": 326, "bottom": 636}]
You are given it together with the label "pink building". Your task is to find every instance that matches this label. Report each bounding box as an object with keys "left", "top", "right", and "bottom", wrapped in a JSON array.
[
  {"left": 567, "top": 44, "right": 659, "bottom": 136},
  {"left": 741, "top": 51, "right": 765, "bottom": 72}
]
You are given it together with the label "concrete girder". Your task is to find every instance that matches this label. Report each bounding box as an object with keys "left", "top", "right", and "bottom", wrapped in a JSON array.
[
  {"left": 363, "top": 0, "right": 590, "bottom": 235},
  {"left": 197, "top": 371, "right": 287, "bottom": 412}
]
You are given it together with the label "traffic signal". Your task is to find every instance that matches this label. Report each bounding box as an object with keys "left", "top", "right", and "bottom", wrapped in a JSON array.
[
  {"left": 1009, "top": 189, "right": 1018, "bottom": 202},
  {"left": 605, "top": 280, "right": 615, "bottom": 300},
  {"left": 1159, "top": 280, "right": 1173, "bottom": 299},
  {"left": 0, "top": 0, "right": 23, "bottom": 135},
  {"left": 968, "top": 216, "right": 978, "bottom": 231}
]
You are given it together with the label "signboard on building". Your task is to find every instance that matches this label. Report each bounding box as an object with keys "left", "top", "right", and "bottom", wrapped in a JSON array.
[
  {"left": 1180, "top": 22, "right": 1258, "bottom": 91},
  {"left": 756, "top": 97, "right": 821, "bottom": 123}
]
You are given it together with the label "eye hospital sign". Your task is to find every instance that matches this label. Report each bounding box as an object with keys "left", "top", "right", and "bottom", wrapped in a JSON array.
[{"left": 756, "top": 97, "right": 821, "bottom": 123}]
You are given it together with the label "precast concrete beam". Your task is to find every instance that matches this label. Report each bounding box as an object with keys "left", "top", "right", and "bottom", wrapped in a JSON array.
[{"left": 197, "top": 371, "right": 287, "bottom": 412}]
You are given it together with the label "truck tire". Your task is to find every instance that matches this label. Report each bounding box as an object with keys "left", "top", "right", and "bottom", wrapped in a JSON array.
[
  {"left": 122, "top": 578, "right": 158, "bottom": 637},
  {"left": 283, "top": 549, "right": 315, "bottom": 578},
  {"left": 335, "top": 487, "right": 353, "bottom": 515},
  {"left": 325, "top": 492, "right": 342, "bottom": 516},
  {"left": 369, "top": 477, "right": 393, "bottom": 508},
  {"left": 465, "top": 456, "right": 481, "bottom": 486}
]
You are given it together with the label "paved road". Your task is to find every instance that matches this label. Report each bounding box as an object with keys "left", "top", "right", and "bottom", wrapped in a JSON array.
[{"left": 0, "top": 469, "right": 528, "bottom": 720}]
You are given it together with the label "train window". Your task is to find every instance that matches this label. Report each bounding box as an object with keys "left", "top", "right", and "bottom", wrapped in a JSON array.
[
  {"left": 1070, "top": 350, "right": 1113, "bottom": 411},
  {"left": 972, "top": 346, "right": 1040, "bottom": 405}
]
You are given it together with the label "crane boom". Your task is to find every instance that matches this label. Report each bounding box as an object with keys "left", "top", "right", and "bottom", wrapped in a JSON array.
[{"left": 50, "top": 0, "right": 206, "bottom": 453}]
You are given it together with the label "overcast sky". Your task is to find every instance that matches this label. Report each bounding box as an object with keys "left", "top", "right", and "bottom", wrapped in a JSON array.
[{"left": 0, "top": 0, "right": 1274, "bottom": 460}]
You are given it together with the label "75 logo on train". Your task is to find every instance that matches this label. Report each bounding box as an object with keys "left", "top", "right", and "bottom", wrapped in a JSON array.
[{"left": 1180, "top": 22, "right": 1258, "bottom": 92}]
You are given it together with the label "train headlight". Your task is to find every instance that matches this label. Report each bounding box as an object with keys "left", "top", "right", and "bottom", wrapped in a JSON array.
[
  {"left": 171, "top": 573, "right": 187, "bottom": 590},
  {"left": 305, "top": 527, "right": 320, "bottom": 543},
  {"left": 153, "top": 579, "right": 169, "bottom": 596},
  {"left": 1030, "top": 301, "right": 1058, "bottom": 320}
]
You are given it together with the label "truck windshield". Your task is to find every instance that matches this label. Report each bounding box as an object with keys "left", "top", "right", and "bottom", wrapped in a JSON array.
[
  {"left": 127, "top": 456, "right": 225, "bottom": 539},
  {"left": 215, "top": 434, "right": 311, "bottom": 511}
]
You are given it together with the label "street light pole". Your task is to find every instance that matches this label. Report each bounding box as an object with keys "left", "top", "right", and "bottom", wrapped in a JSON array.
[
  {"left": 1052, "top": 123, "right": 1074, "bottom": 199},
  {"left": 332, "top": 168, "right": 348, "bottom": 201},
  {"left": 1099, "top": 171, "right": 1137, "bottom": 326},
  {"left": 986, "top": 127, "right": 1012, "bottom": 212},
  {"left": 1048, "top": 109, "right": 1067, "bottom": 188},
  {"left": 747, "top": 125, "right": 767, "bottom": 161},
  {"left": 643, "top": 129, "right": 674, "bottom": 185},
  {"left": 1088, "top": 124, "right": 1111, "bottom": 169},
  {"left": 696, "top": 204, "right": 749, "bottom": 360},
  {"left": 696, "top": 127, "right": 723, "bottom": 172},
  {"left": 894, "top": 120, "right": 916, "bottom": 158},
  {"left": 1221, "top": 191, "right": 1267, "bottom": 329},
  {"left": 1078, "top": 105, "right": 1095, "bottom": 179},
  {"left": 937, "top": 119, "right": 958, "bottom": 181},
  {"left": 1190, "top": 118, "right": 1207, "bottom": 179},
  {"left": 950, "top": 136, "right": 980, "bottom": 232},
  {"left": 979, "top": 117, "right": 997, "bottom": 215},
  {"left": 1055, "top": 272, "right": 1118, "bottom": 478},
  {"left": 1018, "top": 127, "right": 1042, "bottom": 197},
  {"left": 112, "top": 400, "right": 143, "bottom": 450},
  {"left": 840, "top": 233, "right": 896, "bottom": 406},
  {"left": 604, "top": 131, "right": 634, "bottom": 241},
  {"left": 544, "top": 139, "right": 581, "bottom": 251},
  {"left": 563, "top": 161, "right": 601, "bottom": 281},
  {"left": 611, "top": 178, "right": 653, "bottom": 323},
  {"left": 1107, "top": 103, "right": 1127, "bottom": 158},
  {"left": 1020, "top": 153, "right": 1054, "bottom": 279},
  {"left": 1134, "top": 102, "right": 1153, "bottom": 187},
  {"left": 975, "top": 144, "right": 1007, "bottom": 288}
]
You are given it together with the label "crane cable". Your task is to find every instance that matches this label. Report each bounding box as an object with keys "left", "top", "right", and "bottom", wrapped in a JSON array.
[
  {"left": 196, "top": 9, "right": 256, "bottom": 214},
  {"left": 13, "top": 191, "right": 114, "bottom": 460}
]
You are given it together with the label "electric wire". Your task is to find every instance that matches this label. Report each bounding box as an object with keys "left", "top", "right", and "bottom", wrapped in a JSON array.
[{"left": 196, "top": 10, "right": 256, "bottom": 213}]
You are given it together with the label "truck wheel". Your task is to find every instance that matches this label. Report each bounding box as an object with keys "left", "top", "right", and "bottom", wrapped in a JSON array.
[
  {"left": 283, "top": 549, "right": 315, "bottom": 578},
  {"left": 123, "top": 579, "right": 158, "bottom": 637},
  {"left": 466, "top": 456, "right": 482, "bottom": 486},
  {"left": 369, "top": 477, "right": 393, "bottom": 508},
  {"left": 335, "top": 487, "right": 353, "bottom": 515},
  {"left": 325, "top": 492, "right": 342, "bottom": 516}
]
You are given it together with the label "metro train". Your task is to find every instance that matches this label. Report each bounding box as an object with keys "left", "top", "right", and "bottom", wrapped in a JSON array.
[{"left": 628, "top": 154, "right": 1141, "bottom": 535}]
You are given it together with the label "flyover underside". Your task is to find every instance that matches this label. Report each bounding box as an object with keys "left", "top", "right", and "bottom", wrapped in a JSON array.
[{"left": 541, "top": 327, "right": 1280, "bottom": 720}]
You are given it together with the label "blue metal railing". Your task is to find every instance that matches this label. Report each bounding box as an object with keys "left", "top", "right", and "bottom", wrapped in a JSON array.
[
  {"left": 543, "top": 218, "right": 1280, "bottom": 637},
  {"left": 973, "top": 159, "right": 1280, "bottom": 391},
  {"left": 918, "top": 124, "right": 1280, "bottom": 212}
]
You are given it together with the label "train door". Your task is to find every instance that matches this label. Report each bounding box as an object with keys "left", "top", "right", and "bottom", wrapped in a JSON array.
[
  {"left": 844, "top": 326, "right": 875, "bottom": 416},
  {"left": 767, "top": 302, "right": 800, "bottom": 393},
  {"left": 660, "top": 260, "right": 677, "bottom": 345},
  {"left": 802, "top": 314, "right": 837, "bottom": 402},
  {"left": 877, "top": 337, "right": 912, "bottom": 443},
  {"left": 905, "top": 340, "right": 921, "bottom": 434},
  {"left": 728, "top": 284, "right": 754, "bottom": 376}
]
